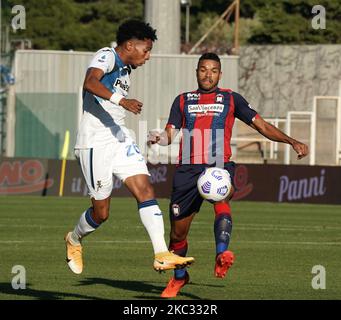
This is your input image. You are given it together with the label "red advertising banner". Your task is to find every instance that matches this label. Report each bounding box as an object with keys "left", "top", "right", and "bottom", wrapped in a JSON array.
[
  {"left": 0, "top": 158, "right": 56, "bottom": 196},
  {"left": 0, "top": 157, "right": 340, "bottom": 204}
]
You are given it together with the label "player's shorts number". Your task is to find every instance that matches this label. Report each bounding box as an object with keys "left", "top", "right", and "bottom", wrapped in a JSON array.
[{"left": 126, "top": 143, "right": 141, "bottom": 157}]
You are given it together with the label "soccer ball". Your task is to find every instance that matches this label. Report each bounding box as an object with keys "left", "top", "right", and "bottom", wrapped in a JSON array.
[{"left": 197, "top": 167, "right": 232, "bottom": 202}]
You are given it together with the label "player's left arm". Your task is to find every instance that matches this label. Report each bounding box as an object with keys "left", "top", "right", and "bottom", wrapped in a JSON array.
[
  {"left": 250, "top": 115, "right": 309, "bottom": 160},
  {"left": 233, "top": 92, "right": 308, "bottom": 160}
]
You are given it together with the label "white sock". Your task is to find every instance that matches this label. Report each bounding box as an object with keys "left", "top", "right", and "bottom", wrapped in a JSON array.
[
  {"left": 138, "top": 200, "right": 169, "bottom": 254},
  {"left": 70, "top": 207, "right": 100, "bottom": 245}
]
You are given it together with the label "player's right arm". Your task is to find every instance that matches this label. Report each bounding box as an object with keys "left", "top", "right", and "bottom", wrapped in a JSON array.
[
  {"left": 83, "top": 68, "right": 112, "bottom": 101},
  {"left": 83, "top": 68, "right": 142, "bottom": 115},
  {"left": 83, "top": 50, "right": 142, "bottom": 115}
]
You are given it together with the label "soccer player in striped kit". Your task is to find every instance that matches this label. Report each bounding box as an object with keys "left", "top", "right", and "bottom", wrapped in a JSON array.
[
  {"left": 148, "top": 52, "right": 308, "bottom": 298},
  {"left": 64, "top": 20, "right": 194, "bottom": 275}
]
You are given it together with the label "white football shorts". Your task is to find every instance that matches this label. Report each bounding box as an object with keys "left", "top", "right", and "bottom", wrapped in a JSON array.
[{"left": 75, "top": 139, "right": 150, "bottom": 200}]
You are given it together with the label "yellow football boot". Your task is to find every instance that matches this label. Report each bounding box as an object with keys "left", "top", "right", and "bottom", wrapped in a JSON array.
[
  {"left": 65, "top": 232, "right": 83, "bottom": 274},
  {"left": 153, "top": 251, "right": 194, "bottom": 272}
]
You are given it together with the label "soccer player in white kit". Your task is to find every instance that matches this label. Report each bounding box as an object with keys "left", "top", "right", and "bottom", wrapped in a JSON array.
[{"left": 64, "top": 20, "right": 194, "bottom": 275}]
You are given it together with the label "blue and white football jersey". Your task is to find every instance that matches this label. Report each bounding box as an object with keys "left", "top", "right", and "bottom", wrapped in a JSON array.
[{"left": 75, "top": 47, "right": 132, "bottom": 148}]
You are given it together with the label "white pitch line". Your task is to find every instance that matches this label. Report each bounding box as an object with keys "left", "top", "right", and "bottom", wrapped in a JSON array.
[
  {"left": 0, "top": 240, "right": 340, "bottom": 246},
  {"left": 0, "top": 225, "right": 146, "bottom": 229},
  {"left": 1, "top": 223, "right": 341, "bottom": 232},
  {"left": 84, "top": 240, "right": 341, "bottom": 246},
  {"left": 236, "top": 240, "right": 341, "bottom": 246},
  {"left": 193, "top": 222, "right": 341, "bottom": 231}
]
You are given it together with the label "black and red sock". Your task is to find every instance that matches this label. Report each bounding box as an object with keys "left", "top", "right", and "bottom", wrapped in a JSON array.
[
  {"left": 214, "top": 202, "right": 232, "bottom": 255},
  {"left": 170, "top": 239, "right": 188, "bottom": 279}
]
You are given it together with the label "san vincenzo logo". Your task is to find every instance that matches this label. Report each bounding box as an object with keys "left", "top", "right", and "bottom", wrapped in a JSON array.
[
  {"left": 188, "top": 104, "right": 224, "bottom": 113},
  {"left": 0, "top": 160, "right": 54, "bottom": 194}
]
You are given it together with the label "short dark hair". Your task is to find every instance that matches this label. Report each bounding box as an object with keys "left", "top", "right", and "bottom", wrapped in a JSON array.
[
  {"left": 116, "top": 20, "right": 157, "bottom": 45},
  {"left": 197, "top": 52, "right": 221, "bottom": 68}
]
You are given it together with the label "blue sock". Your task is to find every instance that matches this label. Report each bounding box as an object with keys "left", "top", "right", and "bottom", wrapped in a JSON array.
[
  {"left": 175, "top": 268, "right": 187, "bottom": 279},
  {"left": 170, "top": 240, "right": 188, "bottom": 279},
  {"left": 214, "top": 214, "right": 232, "bottom": 255}
]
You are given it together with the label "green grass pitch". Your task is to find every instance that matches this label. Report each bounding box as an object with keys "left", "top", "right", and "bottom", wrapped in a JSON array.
[{"left": 0, "top": 196, "right": 340, "bottom": 300}]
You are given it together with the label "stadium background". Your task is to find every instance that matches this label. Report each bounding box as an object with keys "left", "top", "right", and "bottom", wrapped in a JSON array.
[{"left": 0, "top": 0, "right": 340, "bottom": 301}]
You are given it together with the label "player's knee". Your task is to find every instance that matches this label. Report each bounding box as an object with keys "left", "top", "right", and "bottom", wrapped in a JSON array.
[
  {"left": 137, "top": 184, "right": 155, "bottom": 202},
  {"left": 214, "top": 201, "right": 232, "bottom": 216}
]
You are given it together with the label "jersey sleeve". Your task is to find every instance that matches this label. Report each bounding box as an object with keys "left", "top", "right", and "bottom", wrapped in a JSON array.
[
  {"left": 166, "top": 95, "right": 183, "bottom": 129},
  {"left": 88, "top": 48, "right": 115, "bottom": 74},
  {"left": 233, "top": 92, "right": 259, "bottom": 125}
]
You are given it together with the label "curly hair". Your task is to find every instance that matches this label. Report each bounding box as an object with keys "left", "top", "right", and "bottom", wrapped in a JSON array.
[
  {"left": 117, "top": 20, "right": 157, "bottom": 45},
  {"left": 197, "top": 52, "right": 221, "bottom": 68}
]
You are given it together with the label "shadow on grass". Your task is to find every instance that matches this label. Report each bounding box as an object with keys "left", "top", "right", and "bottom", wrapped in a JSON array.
[
  {"left": 0, "top": 282, "right": 103, "bottom": 300},
  {"left": 0, "top": 277, "right": 224, "bottom": 300},
  {"left": 78, "top": 277, "right": 203, "bottom": 300}
]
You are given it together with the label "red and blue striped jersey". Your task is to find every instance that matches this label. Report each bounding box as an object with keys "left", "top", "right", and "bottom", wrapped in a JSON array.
[{"left": 166, "top": 88, "right": 259, "bottom": 164}]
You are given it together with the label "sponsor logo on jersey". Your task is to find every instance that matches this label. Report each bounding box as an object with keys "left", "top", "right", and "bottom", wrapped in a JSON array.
[
  {"left": 216, "top": 94, "right": 224, "bottom": 103},
  {"left": 121, "top": 66, "right": 131, "bottom": 75},
  {"left": 187, "top": 93, "right": 200, "bottom": 101},
  {"left": 98, "top": 55, "right": 106, "bottom": 63},
  {"left": 188, "top": 104, "right": 224, "bottom": 113},
  {"left": 114, "top": 79, "right": 129, "bottom": 92}
]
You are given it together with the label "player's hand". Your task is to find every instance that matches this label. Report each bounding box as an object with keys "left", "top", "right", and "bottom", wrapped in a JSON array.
[
  {"left": 291, "top": 140, "right": 309, "bottom": 160},
  {"left": 147, "top": 130, "right": 161, "bottom": 146},
  {"left": 119, "top": 98, "right": 143, "bottom": 114}
]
